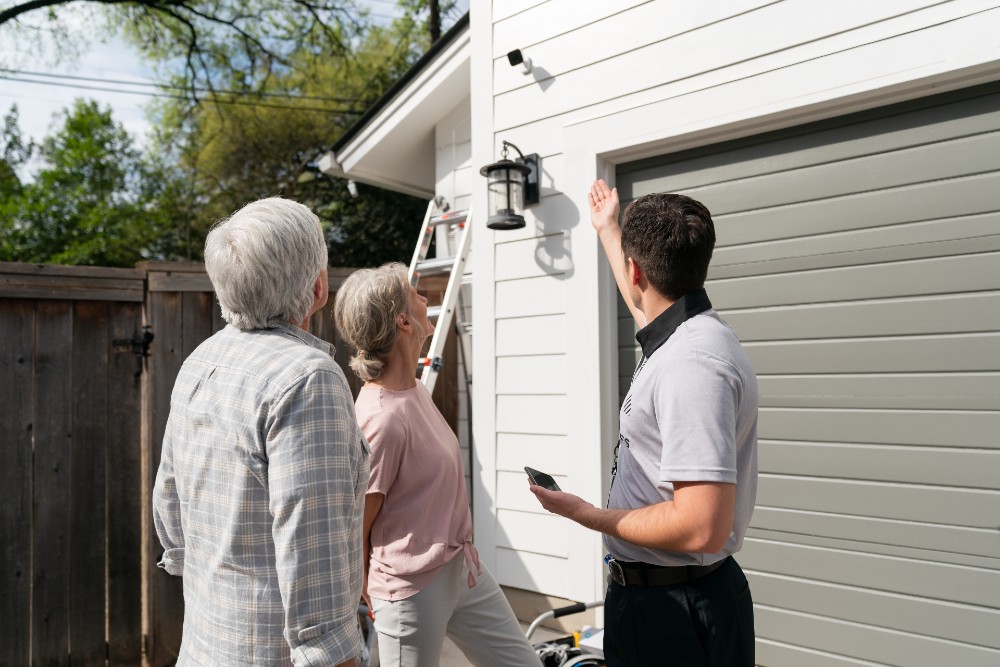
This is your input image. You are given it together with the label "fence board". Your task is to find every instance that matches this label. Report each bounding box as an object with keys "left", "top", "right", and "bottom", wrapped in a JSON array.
[
  {"left": 147, "top": 271, "right": 213, "bottom": 293},
  {"left": 0, "top": 299, "right": 33, "bottom": 665},
  {"left": 182, "top": 291, "right": 214, "bottom": 358},
  {"left": 69, "top": 302, "right": 110, "bottom": 664},
  {"left": 106, "top": 304, "right": 143, "bottom": 665},
  {"left": 32, "top": 301, "right": 73, "bottom": 665},
  {"left": 0, "top": 260, "right": 145, "bottom": 280},
  {"left": 145, "top": 289, "right": 186, "bottom": 667}
]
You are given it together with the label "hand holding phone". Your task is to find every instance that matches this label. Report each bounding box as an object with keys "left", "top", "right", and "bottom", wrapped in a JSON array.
[{"left": 524, "top": 466, "right": 561, "bottom": 492}]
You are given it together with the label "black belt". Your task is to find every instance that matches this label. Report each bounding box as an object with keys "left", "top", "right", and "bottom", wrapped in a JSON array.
[{"left": 606, "top": 556, "right": 728, "bottom": 587}]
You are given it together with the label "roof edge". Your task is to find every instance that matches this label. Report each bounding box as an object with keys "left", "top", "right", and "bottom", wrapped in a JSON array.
[{"left": 332, "top": 12, "right": 470, "bottom": 153}]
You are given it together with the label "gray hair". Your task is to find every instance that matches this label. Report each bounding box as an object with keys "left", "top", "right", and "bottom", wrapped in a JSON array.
[
  {"left": 205, "top": 197, "right": 328, "bottom": 330},
  {"left": 334, "top": 263, "right": 410, "bottom": 381}
]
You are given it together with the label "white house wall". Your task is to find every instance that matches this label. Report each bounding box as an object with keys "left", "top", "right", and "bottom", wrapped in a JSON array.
[
  {"left": 470, "top": 0, "right": 1000, "bottom": 608},
  {"left": 433, "top": 97, "right": 474, "bottom": 497}
]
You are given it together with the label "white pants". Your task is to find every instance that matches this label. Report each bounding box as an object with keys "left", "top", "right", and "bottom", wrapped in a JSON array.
[{"left": 371, "top": 554, "right": 542, "bottom": 667}]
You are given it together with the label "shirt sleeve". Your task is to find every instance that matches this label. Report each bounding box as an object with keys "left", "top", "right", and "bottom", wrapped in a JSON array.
[
  {"left": 267, "top": 368, "right": 363, "bottom": 667},
  {"left": 152, "top": 416, "right": 185, "bottom": 576},
  {"left": 654, "top": 354, "right": 741, "bottom": 484},
  {"left": 362, "top": 408, "right": 407, "bottom": 497}
]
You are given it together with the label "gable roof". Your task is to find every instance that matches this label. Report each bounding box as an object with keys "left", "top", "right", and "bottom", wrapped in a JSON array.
[{"left": 318, "top": 13, "right": 470, "bottom": 197}]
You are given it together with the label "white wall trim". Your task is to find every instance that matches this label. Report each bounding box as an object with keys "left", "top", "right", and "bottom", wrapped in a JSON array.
[
  {"left": 470, "top": 4, "right": 498, "bottom": 571},
  {"left": 579, "top": 56, "right": 1000, "bottom": 168}
]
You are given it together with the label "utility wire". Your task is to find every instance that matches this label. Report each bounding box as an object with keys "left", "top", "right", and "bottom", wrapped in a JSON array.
[
  {"left": 0, "top": 74, "right": 366, "bottom": 114},
  {"left": 1, "top": 68, "right": 365, "bottom": 104}
]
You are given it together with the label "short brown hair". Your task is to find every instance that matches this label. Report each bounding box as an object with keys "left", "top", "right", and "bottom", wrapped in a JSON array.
[{"left": 620, "top": 193, "right": 715, "bottom": 299}]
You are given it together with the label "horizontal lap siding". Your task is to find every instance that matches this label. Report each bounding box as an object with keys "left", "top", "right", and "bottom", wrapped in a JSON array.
[
  {"left": 436, "top": 102, "right": 475, "bottom": 507},
  {"left": 616, "top": 84, "right": 1000, "bottom": 663},
  {"left": 491, "top": 206, "right": 573, "bottom": 591}
]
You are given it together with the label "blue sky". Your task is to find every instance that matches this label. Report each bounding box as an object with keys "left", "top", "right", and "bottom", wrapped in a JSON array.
[{"left": 0, "top": 36, "right": 156, "bottom": 150}]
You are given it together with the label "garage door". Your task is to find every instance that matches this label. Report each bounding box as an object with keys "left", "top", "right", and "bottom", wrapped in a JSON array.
[{"left": 615, "top": 82, "right": 1000, "bottom": 666}]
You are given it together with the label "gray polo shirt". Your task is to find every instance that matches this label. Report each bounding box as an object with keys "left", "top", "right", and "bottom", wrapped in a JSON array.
[{"left": 605, "top": 289, "right": 759, "bottom": 567}]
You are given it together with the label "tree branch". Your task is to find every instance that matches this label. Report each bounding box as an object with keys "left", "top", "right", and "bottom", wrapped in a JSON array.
[{"left": 0, "top": 0, "right": 131, "bottom": 27}]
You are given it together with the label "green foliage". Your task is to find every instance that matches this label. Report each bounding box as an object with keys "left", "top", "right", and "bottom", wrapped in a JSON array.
[
  {"left": 147, "top": 10, "right": 435, "bottom": 266},
  {"left": 305, "top": 177, "right": 425, "bottom": 268},
  {"left": 0, "top": 1, "right": 466, "bottom": 268},
  {"left": 0, "top": 99, "right": 181, "bottom": 266},
  {"left": 0, "top": 105, "right": 32, "bottom": 195}
]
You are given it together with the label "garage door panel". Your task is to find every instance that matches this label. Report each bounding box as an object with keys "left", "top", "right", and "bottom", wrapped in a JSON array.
[
  {"left": 756, "top": 605, "right": 1000, "bottom": 667},
  {"left": 713, "top": 171, "right": 1000, "bottom": 245},
  {"left": 750, "top": 508, "right": 1000, "bottom": 560},
  {"left": 745, "top": 333, "right": 1000, "bottom": 373},
  {"left": 712, "top": 212, "right": 1000, "bottom": 273},
  {"left": 759, "top": 440, "right": 1000, "bottom": 489},
  {"left": 713, "top": 235, "right": 1000, "bottom": 279},
  {"left": 709, "top": 252, "right": 1000, "bottom": 309},
  {"left": 755, "top": 639, "right": 894, "bottom": 667},
  {"left": 759, "top": 407, "right": 1000, "bottom": 448},
  {"left": 687, "top": 131, "right": 1000, "bottom": 216},
  {"left": 756, "top": 476, "right": 998, "bottom": 528},
  {"left": 720, "top": 292, "right": 1000, "bottom": 341},
  {"left": 747, "top": 529, "right": 1000, "bottom": 570},
  {"left": 757, "top": 373, "right": 1000, "bottom": 410},
  {"left": 748, "top": 572, "right": 1000, "bottom": 650},
  {"left": 740, "top": 539, "right": 1000, "bottom": 608},
  {"left": 619, "top": 89, "right": 1000, "bottom": 198}
]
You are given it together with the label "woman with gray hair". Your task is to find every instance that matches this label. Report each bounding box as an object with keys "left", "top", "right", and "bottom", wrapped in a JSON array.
[{"left": 335, "top": 263, "right": 541, "bottom": 667}]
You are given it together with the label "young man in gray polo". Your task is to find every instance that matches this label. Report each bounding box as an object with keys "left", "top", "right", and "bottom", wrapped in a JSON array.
[{"left": 531, "top": 179, "right": 758, "bottom": 666}]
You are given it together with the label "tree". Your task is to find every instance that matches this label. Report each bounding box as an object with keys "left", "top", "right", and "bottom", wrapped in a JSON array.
[
  {"left": 1, "top": 1, "right": 359, "bottom": 101},
  {"left": 0, "top": 104, "right": 33, "bottom": 194},
  {"left": 0, "top": 99, "right": 180, "bottom": 266},
  {"left": 1, "top": 1, "right": 465, "bottom": 267},
  {"left": 147, "top": 12, "right": 437, "bottom": 266}
]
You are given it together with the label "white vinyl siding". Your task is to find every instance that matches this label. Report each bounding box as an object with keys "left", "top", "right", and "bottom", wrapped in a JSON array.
[{"left": 434, "top": 99, "right": 474, "bottom": 499}]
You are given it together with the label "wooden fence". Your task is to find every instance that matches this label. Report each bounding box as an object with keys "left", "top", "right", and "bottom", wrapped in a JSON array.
[{"left": 0, "top": 261, "right": 456, "bottom": 666}]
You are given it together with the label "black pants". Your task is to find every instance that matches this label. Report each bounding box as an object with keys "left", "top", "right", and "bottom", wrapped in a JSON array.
[{"left": 603, "top": 556, "right": 754, "bottom": 666}]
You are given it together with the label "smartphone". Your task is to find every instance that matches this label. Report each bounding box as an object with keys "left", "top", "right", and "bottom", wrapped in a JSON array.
[{"left": 524, "top": 466, "right": 561, "bottom": 492}]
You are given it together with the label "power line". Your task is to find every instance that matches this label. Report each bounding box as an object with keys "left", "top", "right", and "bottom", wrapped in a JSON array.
[
  {"left": 1, "top": 68, "right": 365, "bottom": 104},
  {"left": 0, "top": 74, "right": 366, "bottom": 114}
]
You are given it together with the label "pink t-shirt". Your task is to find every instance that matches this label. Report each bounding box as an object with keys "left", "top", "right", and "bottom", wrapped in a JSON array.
[{"left": 356, "top": 382, "right": 474, "bottom": 601}]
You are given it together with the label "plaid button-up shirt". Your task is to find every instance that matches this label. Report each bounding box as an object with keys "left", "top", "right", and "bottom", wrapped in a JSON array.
[{"left": 153, "top": 322, "right": 369, "bottom": 666}]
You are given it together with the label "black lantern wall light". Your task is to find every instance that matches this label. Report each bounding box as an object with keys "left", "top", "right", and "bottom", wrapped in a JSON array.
[{"left": 479, "top": 141, "right": 539, "bottom": 230}]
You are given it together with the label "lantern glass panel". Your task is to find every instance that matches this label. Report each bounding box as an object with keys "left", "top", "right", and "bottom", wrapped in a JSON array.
[{"left": 486, "top": 167, "right": 524, "bottom": 219}]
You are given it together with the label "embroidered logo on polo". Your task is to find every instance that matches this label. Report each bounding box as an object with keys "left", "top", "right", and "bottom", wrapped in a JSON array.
[{"left": 622, "top": 356, "right": 648, "bottom": 416}]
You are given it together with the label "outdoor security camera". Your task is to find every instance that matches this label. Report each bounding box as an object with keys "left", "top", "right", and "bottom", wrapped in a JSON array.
[
  {"left": 347, "top": 179, "right": 359, "bottom": 198},
  {"left": 507, "top": 49, "right": 532, "bottom": 75}
]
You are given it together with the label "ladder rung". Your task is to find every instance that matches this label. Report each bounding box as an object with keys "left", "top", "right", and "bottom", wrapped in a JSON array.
[
  {"left": 415, "top": 257, "right": 456, "bottom": 275},
  {"left": 429, "top": 211, "right": 469, "bottom": 227},
  {"left": 426, "top": 306, "right": 443, "bottom": 319},
  {"left": 416, "top": 356, "right": 442, "bottom": 371}
]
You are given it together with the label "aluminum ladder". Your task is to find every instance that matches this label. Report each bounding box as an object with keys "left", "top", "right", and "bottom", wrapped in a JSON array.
[{"left": 407, "top": 201, "right": 472, "bottom": 394}]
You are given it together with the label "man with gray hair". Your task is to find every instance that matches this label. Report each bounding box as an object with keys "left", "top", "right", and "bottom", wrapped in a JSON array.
[{"left": 153, "top": 197, "right": 369, "bottom": 666}]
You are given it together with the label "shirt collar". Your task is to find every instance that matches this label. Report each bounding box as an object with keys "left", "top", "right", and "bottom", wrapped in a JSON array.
[
  {"left": 634, "top": 288, "right": 712, "bottom": 358},
  {"left": 271, "top": 320, "right": 336, "bottom": 357}
]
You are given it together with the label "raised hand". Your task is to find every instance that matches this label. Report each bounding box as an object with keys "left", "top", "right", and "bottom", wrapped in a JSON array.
[{"left": 588, "top": 178, "right": 620, "bottom": 234}]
